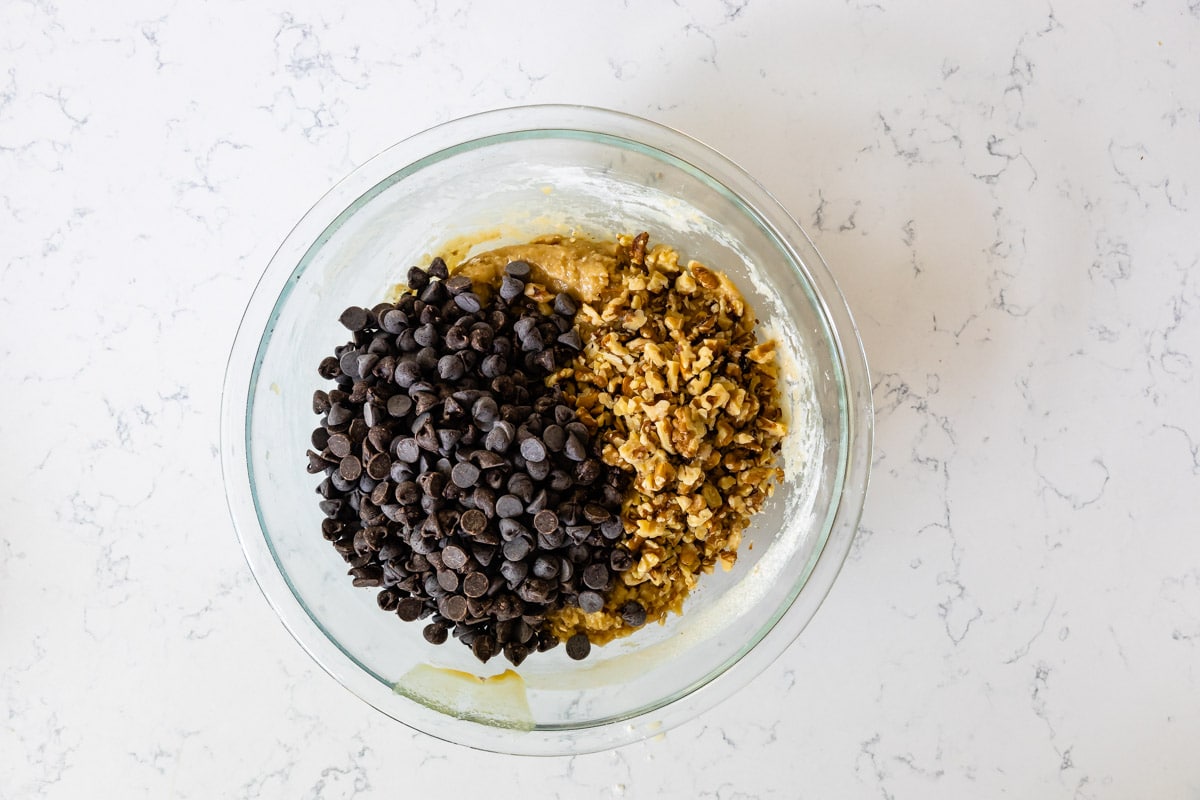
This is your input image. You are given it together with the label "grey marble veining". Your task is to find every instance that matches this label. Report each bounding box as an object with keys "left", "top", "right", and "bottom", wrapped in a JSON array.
[{"left": 2, "top": 0, "right": 1198, "bottom": 797}]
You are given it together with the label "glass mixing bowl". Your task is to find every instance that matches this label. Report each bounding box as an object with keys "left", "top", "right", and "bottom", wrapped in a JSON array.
[{"left": 220, "top": 105, "right": 871, "bottom": 755}]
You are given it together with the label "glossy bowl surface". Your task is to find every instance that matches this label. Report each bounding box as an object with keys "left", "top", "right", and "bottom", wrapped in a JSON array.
[{"left": 221, "top": 105, "right": 871, "bottom": 754}]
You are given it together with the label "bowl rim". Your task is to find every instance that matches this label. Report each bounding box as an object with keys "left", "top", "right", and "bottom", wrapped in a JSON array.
[{"left": 220, "top": 103, "right": 873, "bottom": 755}]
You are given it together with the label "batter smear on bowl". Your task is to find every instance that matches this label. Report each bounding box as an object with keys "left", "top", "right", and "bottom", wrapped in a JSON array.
[{"left": 306, "top": 231, "right": 786, "bottom": 664}]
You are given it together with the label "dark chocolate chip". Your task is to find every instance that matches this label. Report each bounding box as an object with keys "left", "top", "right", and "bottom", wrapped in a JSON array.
[
  {"left": 338, "top": 351, "right": 360, "bottom": 379},
  {"left": 575, "top": 459, "right": 602, "bottom": 485},
  {"left": 536, "top": 527, "right": 565, "bottom": 549},
  {"left": 519, "top": 327, "right": 544, "bottom": 353},
  {"left": 407, "top": 267, "right": 430, "bottom": 291},
  {"left": 472, "top": 396, "right": 499, "bottom": 425},
  {"left": 436, "top": 428, "right": 463, "bottom": 453},
  {"left": 460, "top": 508, "right": 487, "bottom": 535},
  {"left": 471, "top": 634, "right": 496, "bottom": 662},
  {"left": 397, "top": 329, "right": 419, "bottom": 353},
  {"left": 450, "top": 461, "right": 480, "bottom": 489},
  {"left": 500, "top": 559, "right": 528, "bottom": 585},
  {"left": 339, "top": 306, "right": 370, "bottom": 331},
  {"left": 393, "top": 437, "right": 419, "bottom": 464},
  {"left": 556, "top": 329, "right": 583, "bottom": 350},
  {"left": 393, "top": 360, "right": 421, "bottom": 388},
  {"left": 412, "top": 418, "right": 439, "bottom": 448},
  {"left": 454, "top": 292, "right": 482, "bottom": 313},
  {"left": 356, "top": 353, "right": 379, "bottom": 379},
  {"left": 565, "top": 633, "right": 591, "bottom": 660},
  {"left": 469, "top": 324, "right": 494, "bottom": 352},
  {"left": 504, "top": 260, "right": 531, "bottom": 279},
  {"left": 367, "top": 425, "right": 391, "bottom": 453},
  {"left": 463, "top": 571, "right": 489, "bottom": 598},
  {"left": 327, "top": 403, "right": 353, "bottom": 428},
  {"left": 527, "top": 458, "right": 549, "bottom": 486},
  {"left": 338, "top": 455, "right": 363, "bottom": 481},
  {"left": 498, "top": 518, "right": 528, "bottom": 541},
  {"left": 516, "top": 577, "right": 553, "bottom": 604},
  {"left": 472, "top": 450, "right": 506, "bottom": 469},
  {"left": 380, "top": 309, "right": 407, "bottom": 334},
  {"left": 507, "top": 472, "right": 534, "bottom": 502},
  {"left": 583, "top": 503, "right": 611, "bottom": 524},
  {"left": 542, "top": 424, "right": 566, "bottom": 452},
  {"left": 549, "top": 470, "right": 573, "bottom": 492},
  {"left": 395, "top": 480, "right": 420, "bottom": 505},
  {"left": 533, "top": 509, "right": 558, "bottom": 534},
  {"left": 313, "top": 390, "right": 332, "bottom": 415},
  {"left": 444, "top": 326, "right": 469, "bottom": 350},
  {"left": 520, "top": 437, "right": 547, "bottom": 463},
  {"left": 436, "top": 569, "right": 459, "bottom": 592},
  {"left": 502, "top": 535, "right": 533, "bottom": 562},
  {"left": 409, "top": 380, "right": 436, "bottom": 399},
  {"left": 473, "top": 486, "right": 496, "bottom": 518},
  {"left": 423, "top": 622, "right": 448, "bottom": 644},
  {"left": 327, "top": 433, "right": 352, "bottom": 458},
  {"left": 318, "top": 356, "right": 340, "bottom": 379},
  {"left": 532, "top": 556, "right": 559, "bottom": 580},
  {"left": 552, "top": 293, "right": 577, "bottom": 316},
  {"left": 413, "top": 323, "right": 437, "bottom": 348},
  {"left": 578, "top": 590, "right": 604, "bottom": 614},
  {"left": 495, "top": 494, "right": 524, "bottom": 518},
  {"left": 442, "top": 544, "right": 468, "bottom": 571},
  {"left": 437, "top": 353, "right": 465, "bottom": 381},
  {"left": 498, "top": 275, "right": 524, "bottom": 302},
  {"left": 610, "top": 549, "right": 634, "bottom": 572},
  {"left": 485, "top": 421, "right": 515, "bottom": 452},
  {"left": 582, "top": 563, "right": 609, "bottom": 590},
  {"left": 563, "top": 434, "right": 587, "bottom": 462},
  {"left": 513, "top": 316, "right": 536, "bottom": 339},
  {"left": 376, "top": 588, "right": 400, "bottom": 611},
  {"left": 366, "top": 453, "right": 391, "bottom": 480},
  {"left": 503, "top": 642, "right": 530, "bottom": 667},
  {"left": 620, "top": 601, "right": 647, "bottom": 628},
  {"left": 396, "top": 597, "right": 423, "bottom": 621},
  {"left": 480, "top": 353, "right": 507, "bottom": 379},
  {"left": 440, "top": 594, "right": 468, "bottom": 621},
  {"left": 526, "top": 488, "right": 548, "bottom": 514}
]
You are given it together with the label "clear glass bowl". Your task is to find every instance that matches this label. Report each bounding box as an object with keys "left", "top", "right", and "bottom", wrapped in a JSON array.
[{"left": 220, "top": 105, "right": 871, "bottom": 755}]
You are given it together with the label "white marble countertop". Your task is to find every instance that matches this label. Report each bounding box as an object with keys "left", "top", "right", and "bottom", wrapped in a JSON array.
[{"left": 4, "top": 0, "right": 1199, "bottom": 797}]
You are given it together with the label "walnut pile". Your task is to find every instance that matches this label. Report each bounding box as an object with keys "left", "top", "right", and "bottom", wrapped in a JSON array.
[{"left": 548, "top": 233, "right": 786, "bottom": 643}]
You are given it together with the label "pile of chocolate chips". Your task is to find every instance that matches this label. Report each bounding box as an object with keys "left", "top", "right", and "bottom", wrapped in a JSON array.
[{"left": 306, "top": 257, "right": 634, "bottom": 665}]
